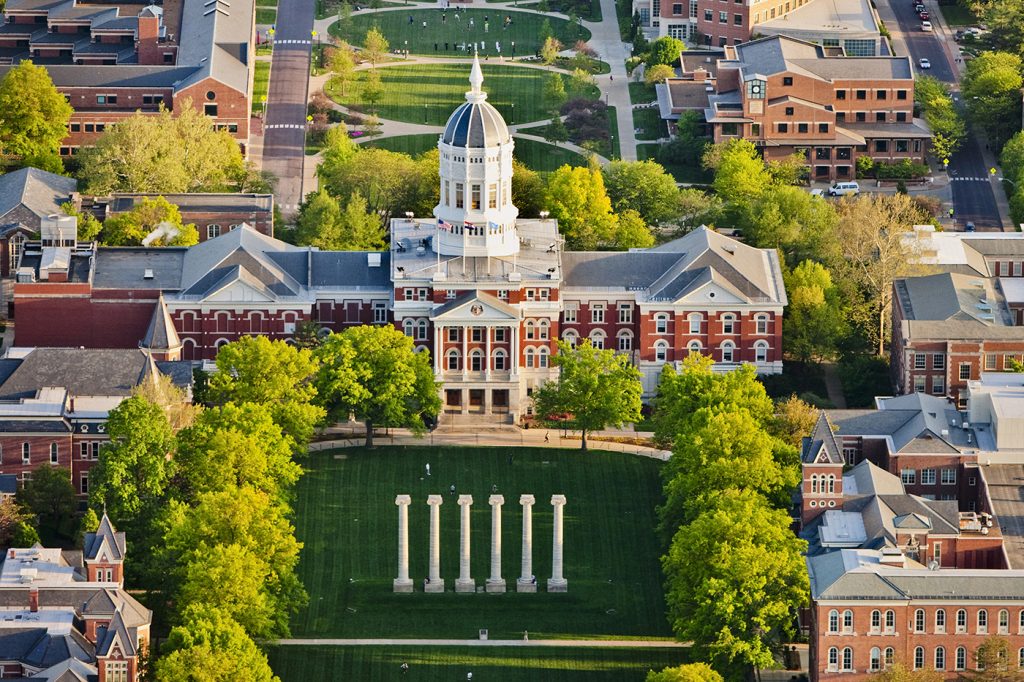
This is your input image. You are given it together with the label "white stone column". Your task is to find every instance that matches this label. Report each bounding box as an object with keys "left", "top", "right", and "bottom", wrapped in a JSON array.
[
  {"left": 510, "top": 326, "right": 519, "bottom": 378},
  {"left": 516, "top": 494, "right": 536, "bottom": 592},
  {"left": 393, "top": 494, "right": 413, "bottom": 593},
  {"left": 434, "top": 325, "right": 443, "bottom": 374},
  {"left": 485, "top": 325, "right": 492, "bottom": 380},
  {"left": 426, "top": 495, "right": 445, "bottom": 593},
  {"left": 456, "top": 495, "right": 476, "bottom": 593},
  {"left": 486, "top": 494, "right": 506, "bottom": 592},
  {"left": 547, "top": 495, "right": 567, "bottom": 592},
  {"left": 462, "top": 325, "right": 468, "bottom": 379}
]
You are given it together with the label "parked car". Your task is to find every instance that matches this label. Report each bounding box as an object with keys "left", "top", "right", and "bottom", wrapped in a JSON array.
[
  {"left": 828, "top": 181, "right": 861, "bottom": 197},
  {"left": 965, "top": 221, "right": 976, "bottom": 232},
  {"left": 919, "top": 57, "right": 931, "bottom": 69},
  {"left": 954, "top": 29, "right": 965, "bottom": 41},
  {"left": 921, "top": 20, "right": 933, "bottom": 30},
  {"left": 914, "top": 3, "right": 924, "bottom": 9},
  {"left": 810, "top": 188, "right": 825, "bottom": 198},
  {"left": 919, "top": 10, "right": 930, "bottom": 20}
]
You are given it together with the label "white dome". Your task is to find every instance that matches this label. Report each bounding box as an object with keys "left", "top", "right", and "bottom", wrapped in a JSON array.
[{"left": 441, "top": 54, "right": 511, "bottom": 149}]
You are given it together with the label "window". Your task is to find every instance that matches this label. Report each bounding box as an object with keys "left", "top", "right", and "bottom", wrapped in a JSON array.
[
  {"left": 828, "top": 648, "right": 839, "bottom": 672},
  {"left": 105, "top": 661, "right": 129, "bottom": 682},
  {"left": 778, "top": 122, "right": 789, "bottom": 133},
  {"left": 843, "top": 648, "right": 853, "bottom": 672},
  {"left": 856, "top": 89, "right": 867, "bottom": 100},
  {"left": 855, "top": 112, "right": 866, "bottom": 122},
  {"left": 733, "top": 13, "right": 742, "bottom": 23},
  {"left": 455, "top": 183, "right": 464, "bottom": 208},
  {"left": 403, "top": 319, "right": 415, "bottom": 338},
  {"left": 719, "top": 10, "right": 727, "bottom": 22},
  {"left": 986, "top": 353, "right": 997, "bottom": 370},
  {"left": 956, "top": 646, "right": 967, "bottom": 670},
  {"left": 618, "top": 331, "right": 633, "bottom": 352},
  {"left": 689, "top": 313, "right": 702, "bottom": 334},
  {"left": 721, "top": 341, "right": 736, "bottom": 363},
  {"left": 836, "top": 89, "right": 847, "bottom": 100},
  {"left": 932, "top": 375, "right": 945, "bottom": 395},
  {"left": 755, "top": 314, "right": 769, "bottom": 334},
  {"left": 655, "top": 340, "right": 669, "bottom": 362},
  {"left": 207, "top": 224, "right": 221, "bottom": 239},
  {"left": 416, "top": 319, "right": 428, "bottom": 340},
  {"left": 446, "top": 289, "right": 456, "bottom": 300},
  {"left": 488, "top": 183, "right": 497, "bottom": 209},
  {"left": 939, "top": 468, "right": 956, "bottom": 486},
  {"left": 875, "top": 140, "right": 889, "bottom": 152},
  {"left": 471, "top": 185, "right": 481, "bottom": 210},
  {"left": 373, "top": 302, "right": 387, "bottom": 324},
  {"left": 875, "top": 89, "right": 887, "bottom": 100},
  {"left": 470, "top": 350, "right": 483, "bottom": 372},
  {"left": 798, "top": 123, "right": 809, "bottom": 134},
  {"left": 870, "top": 610, "right": 881, "bottom": 632},
  {"left": 537, "top": 320, "right": 549, "bottom": 340},
  {"left": 896, "top": 140, "right": 909, "bottom": 153},
  {"left": 897, "top": 89, "right": 908, "bottom": 100},
  {"left": 842, "top": 610, "right": 854, "bottom": 633},
  {"left": 885, "top": 648, "right": 895, "bottom": 668},
  {"left": 22, "top": 443, "right": 29, "bottom": 464},
  {"left": 901, "top": 469, "right": 916, "bottom": 485},
  {"left": 978, "top": 609, "right": 988, "bottom": 634},
  {"left": 563, "top": 330, "right": 578, "bottom": 348},
  {"left": 80, "top": 473, "right": 89, "bottom": 495},
  {"left": 896, "top": 112, "right": 907, "bottom": 122},
  {"left": 687, "top": 341, "right": 702, "bottom": 356},
  {"left": 672, "top": 2, "right": 682, "bottom": 12},
  {"left": 204, "top": 103, "right": 218, "bottom": 117},
  {"left": 828, "top": 610, "right": 840, "bottom": 633},
  {"left": 589, "top": 330, "right": 605, "bottom": 350},
  {"left": 999, "top": 609, "right": 1009, "bottom": 634},
  {"left": 785, "top": 106, "right": 794, "bottom": 116},
  {"left": 922, "top": 468, "right": 936, "bottom": 485},
  {"left": 969, "top": 476, "right": 977, "bottom": 486},
  {"left": 914, "top": 375, "right": 927, "bottom": 393},
  {"left": 914, "top": 647, "right": 924, "bottom": 670},
  {"left": 936, "top": 609, "right": 946, "bottom": 633},
  {"left": 537, "top": 346, "right": 549, "bottom": 368},
  {"left": 446, "top": 350, "right": 460, "bottom": 371},
  {"left": 564, "top": 305, "right": 577, "bottom": 323},
  {"left": 959, "top": 363, "right": 972, "bottom": 381},
  {"left": 525, "top": 320, "right": 537, "bottom": 341},
  {"left": 933, "top": 353, "right": 946, "bottom": 370},
  {"left": 1019, "top": 648, "right": 1024, "bottom": 668},
  {"left": 875, "top": 112, "right": 887, "bottom": 123},
  {"left": 494, "top": 328, "right": 507, "bottom": 342},
  {"left": 704, "top": 8, "right": 713, "bottom": 20},
  {"left": 525, "top": 348, "right": 535, "bottom": 368},
  {"left": 471, "top": 327, "right": 483, "bottom": 342},
  {"left": 811, "top": 474, "right": 819, "bottom": 494},
  {"left": 935, "top": 647, "right": 945, "bottom": 671},
  {"left": 915, "top": 353, "right": 927, "bottom": 370},
  {"left": 819, "top": 123, "right": 829, "bottom": 134},
  {"left": 722, "top": 314, "right": 735, "bottom": 334},
  {"left": 618, "top": 304, "right": 632, "bottom": 324},
  {"left": 870, "top": 648, "right": 881, "bottom": 671},
  {"left": 49, "top": 443, "right": 58, "bottom": 464},
  {"left": 1019, "top": 610, "right": 1024, "bottom": 633},
  {"left": 914, "top": 609, "right": 926, "bottom": 633},
  {"left": 591, "top": 304, "right": 605, "bottom": 324},
  {"left": 755, "top": 341, "right": 769, "bottom": 363}
]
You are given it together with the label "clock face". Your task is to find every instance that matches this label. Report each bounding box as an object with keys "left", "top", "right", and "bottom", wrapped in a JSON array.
[{"left": 751, "top": 84, "right": 761, "bottom": 94}]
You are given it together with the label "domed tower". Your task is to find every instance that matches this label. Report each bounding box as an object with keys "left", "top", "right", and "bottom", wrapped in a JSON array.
[{"left": 434, "top": 54, "right": 519, "bottom": 258}]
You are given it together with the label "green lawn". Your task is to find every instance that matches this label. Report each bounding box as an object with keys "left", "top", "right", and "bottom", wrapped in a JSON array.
[
  {"left": 636, "top": 144, "right": 711, "bottom": 184},
  {"left": 326, "top": 64, "right": 570, "bottom": 125},
  {"left": 330, "top": 8, "right": 589, "bottom": 57},
  {"left": 268, "top": 646, "right": 689, "bottom": 681},
  {"left": 253, "top": 61, "right": 270, "bottom": 114},
  {"left": 288, "top": 446, "right": 671, "bottom": 640},
  {"left": 365, "top": 134, "right": 588, "bottom": 172},
  {"left": 256, "top": 0, "right": 278, "bottom": 6},
  {"left": 629, "top": 81, "right": 656, "bottom": 105},
  {"left": 634, "top": 107, "right": 665, "bottom": 141},
  {"left": 607, "top": 105, "right": 620, "bottom": 159},
  {"left": 256, "top": 6, "right": 277, "bottom": 24},
  {"left": 939, "top": 3, "right": 976, "bottom": 26}
]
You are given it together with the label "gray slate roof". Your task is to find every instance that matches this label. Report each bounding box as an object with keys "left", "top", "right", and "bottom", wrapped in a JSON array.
[
  {"left": 0, "top": 628, "right": 94, "bottom": 670},
  {"left": 140, "top": 295, "right": 181, "bottom": 352},
  {"left": 0, "top": 168, "right": 77, "bottom": 230},
  {"left": 801, "top": 411, "right": 844, "bottom": 464},
  {"left": 83, "top": 514, "right": 125, "bottom": 563},
  {"left": 0, "top": 420, "right": 71, "bottom": 433},
  {"left": 730, "top": 35, "right": 912, "bottom": 81}
]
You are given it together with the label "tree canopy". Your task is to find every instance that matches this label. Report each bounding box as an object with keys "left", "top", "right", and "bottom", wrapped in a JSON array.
[
  {"left": 156, "top": 605, "right": 280, "bottom": 682},
  {"left": 647, "top": 663, "right": 725, "bottom": 682},
  {"left": 783, "top": 260, "right": 847, "bottom": 363},
  {"left": 100, "top": 196, "right": 199, "bottom": 246},
  {"left": 295, "top": 189, "right": 386, "bottom": 251},
  {"left": 0, "top": 60, "right": 73, "bottom": 165},
  {"left": 961, "top": 51, "right": 1024, "bottom": 151},
  {"left": 544, "top": 162, "right": 621, "bottom": 250},
  {"left": 602, "top": 159, "right": 681, "bottom": 225},
  {"left": 646, "top": 36, "right": 685, "bottom": 66}
]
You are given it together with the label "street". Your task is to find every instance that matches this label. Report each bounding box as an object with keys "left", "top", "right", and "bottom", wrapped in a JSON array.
[
  {"left": 884, "top": 0, "right": 1003, "bottom": 229},
  {"left": 261, "top": 0, "right": 315, "bottom": 216}
]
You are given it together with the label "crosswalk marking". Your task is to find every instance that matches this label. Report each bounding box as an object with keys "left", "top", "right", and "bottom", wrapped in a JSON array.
[
  {"left": 951, "top": 176, "right": 990, "bottom": 182},
  {"left": 273, "top": 39, "right": 312, "bottom": 45},
  {"left": 265, "top": 123, "right": 307, "bottom": 130}
]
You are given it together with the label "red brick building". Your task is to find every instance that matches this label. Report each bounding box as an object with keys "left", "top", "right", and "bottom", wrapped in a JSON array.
[
  {"left": 657, "top": 36, "right": 929, "bottom": 181},
  {"left": 0, "top": 0, "right": 255, "bottom": 154},
  {"left": 101, "top": 193, "right": 274, "bottom": 241}
]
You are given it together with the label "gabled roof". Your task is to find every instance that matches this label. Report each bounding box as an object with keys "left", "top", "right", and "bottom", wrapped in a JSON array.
[
  {"left": 28, "top": 657, "right": 95, "bottom": 682},
  {"left": 83, "top": 514, "right": 124, "bottom": 563},
  {"left": 94, "top": 610, "right": 135, "bottom": 659},
  {"left": 0, "top": 627, "right": 94, "bottom": 670},
  {"left": 801, "top": 411, "right": 844, "bottom": 464},
  {"left": 178, "top": 225, "right": 305, "bottom": 300},
  {"left": 431, "top": 291, "right": 520, "bottom": 321},
  {"left": 0, "top": 168, "right": 77, "bottom": 226}
]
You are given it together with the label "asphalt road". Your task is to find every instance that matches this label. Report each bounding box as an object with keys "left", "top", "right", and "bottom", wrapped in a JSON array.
[
  {"left": 261, "top": 0, "right": 315, "bottom": 216},
  {"left": 886, "top": 0, "right": 1002, "bottom": 229}
]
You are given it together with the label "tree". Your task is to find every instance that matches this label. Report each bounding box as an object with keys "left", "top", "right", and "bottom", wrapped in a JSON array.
[
  {"left": 177, "top": 543, "right": 276, "bottom": 638},
  {"left": 0, "top": 497, "right": 32, "bottom": 547},
  {"left": 156, "top": 605, "right": 279, "bottom": 682},
  {"left": 783, "top": 259, "right": 847, "bottom": 362},
  {"left": 295, "top": 189, "right": 343, "bottom": 249},
  {"left": 363, "top": 28, "right": 389, "bottom": 66},
  {"left": 511, "top": 160, "right": 545, "bottom": 218},
  {"left": 317, "top": 123, "right": 358, "bottom": 183},
  {"left": 602, "top": 159, "right": 680, "bottom": 225},
  {"left": 769, "top": 395, "right": 821, "bottom": 449},
  {"left": 968, "top": 637, "right": 1024, "bottom": 682},
  {"left": 208, "top": 336, "right": 323, "bottom": 449},
  {"left": 568, "top": 68, "right": 595, "bottom": 99},
  {"left": 531, "top": 340, "right": 642, "bottom": 450},
  {"left": 100, "top": 196, "right": 199, "bottom": 246},
  {"left": 646, "top": 36, "right": 685, "bottom": 67},
  {"left": 18, "top": 466, "right": 77, "bottom": 538},
  {"left": 361, "top": 68, "right": 384, "bottom": 110},
  {"left": 337, "top": 190, "right": 386, "bottom": 249},
  {"left": 708, "top": 139, "right": 774, "bottom": 209},
  {"left": 314, "top": 325, "right": 441, "bottom": 446},
  {"left": 363, "top": 112, "right": 381, "bottom": 136},
  {"left": 647, "top": 663, "right": 724, "bottom": 682},
  {"left": 76, "top": 507, "right": 100, "bottom": 550},
  {"left": 662, "top": 489, "right": 808, "bottom": 677},
  {"left": 971, "top": 0, "right": 1024, "bottom": 57},
  {"left": 868, "top": 660, "right": 943, "bottom": 682},
  {"left": 320, "top": 147, "right": 422, "bottom": 225},
  {"left": 915, "top": 75, "right": 965, "bottom": 161},
  {"left": 540, "top": 36, "right": 563, "bottom": 65},
  {"left": 131, "top": 371, "right": 198, "bottom": 433},
  {"left": 90, "top": 396, "right": 175, "bottom": 523},
  {"left": 542, "top": 72, "right": 567, "bottom": 115},
  {"left": 544, "top": 116, "right": 569, "bottom": 144},
  {"left": 330, "top": 40, "right": 357, "bottom": 96},
  {"left": 612, "top": 208, "right": 654, "bottom": 249},
  {"left": 1001, "top": 131, "right": 1024, "bottom": 183},
  {"left": 673, "top": 188, "right": 722, "bottom": 236},
  {"left": 12, "top": 522, "right": 40, "bottom": 547},
  {"left": 61, "top": 201, "right": 103, "bottom": 242},
  {"left": 962, "top": 51, "right": 1024, "bottom": 150},
  {"left": 644, "top": 63, "right": 675, "bottom": 85},
  {"left": 0, "top": 60, "right": 73, "bottom": 161},
  {"left": 174, "top": 402, "right": 301, "bottom": 503},
  {"left": 545, "top": 162, "right": 619, "bottom": 250}
]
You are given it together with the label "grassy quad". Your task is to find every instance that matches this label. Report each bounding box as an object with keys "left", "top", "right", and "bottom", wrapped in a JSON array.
[
  {"left": 330, "top": 8, "right": 589, "bottom": 57},
  {"left": 288, "top": 446, "right": 672, "bottom": 641},
  {"left": 326, "top": 63, "right": 580, "bottom": 126},
  {"left": 365, "top": 134, "right": 588, "bottom": 172},
  {"left": 268, "top": 645, "right": 689, "bottom": 681}
]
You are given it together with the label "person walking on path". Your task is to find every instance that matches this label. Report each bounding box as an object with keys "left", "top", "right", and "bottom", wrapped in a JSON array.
[{"left": 425, "top": 462, "right": 431, "bottom": 477}]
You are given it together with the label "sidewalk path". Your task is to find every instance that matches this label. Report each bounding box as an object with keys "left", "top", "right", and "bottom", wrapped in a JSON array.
[
  {"left": 274, "top": 637, "right": 684, "bottom": 647},
  {"left": 588, "top": 0, "right": 635, "bottom": 159},
  {"left": 821, "top": 362, "right": 847, "bottom": 409}
]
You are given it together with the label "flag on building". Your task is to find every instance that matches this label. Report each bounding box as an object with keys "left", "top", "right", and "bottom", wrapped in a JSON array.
[{"left": 438, "top": 218, "right": 451, "bottom": 231}]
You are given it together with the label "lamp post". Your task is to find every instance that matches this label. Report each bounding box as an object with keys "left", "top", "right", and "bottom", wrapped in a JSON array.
[
  {"left": 510, "top": 102, "right": 515, "bottom": 125},
  {"left": 312, "top": 30, "right": 320, "bottom": 69},
  {"left": 424, "top": 103, "right": 428, "bottom": 124},
  {"left": 511, "top": 41, "right": 515, "bottom": 61}
]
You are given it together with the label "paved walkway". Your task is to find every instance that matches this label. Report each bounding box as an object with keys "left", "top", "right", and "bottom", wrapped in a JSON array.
[
  {"left": 821, "top": 362, "right": 847, "bottom": 409},
  {"left": 274, "top": 637, "right": 683, "bottom": 647}
]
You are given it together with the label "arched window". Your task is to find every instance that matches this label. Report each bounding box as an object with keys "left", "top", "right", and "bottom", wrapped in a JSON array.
[
  {"left": 563, "top": 330, "right": 578, "bottom": 348},
  {"left": 870, "top": 648, "right": 881, "bottom": 671},
  {"left": 870, "top": 610, "right": 881, "bottom": 632},
  {"left": 525, "top": 347, "right": 535, "bottom": 368},
  {"left": 915, "top": 609, "right": 926, "bottom": 633},
  {"left": 955, "top": 646, "right": 967, "bottom": 671},
  {"left": 1018, "top": 648, "right": 1024, "bottom": 668},
  {"left": 842, "top": 610, "right": 853, "bottom": 633},
  {"left": 525, "top": 320, "right": 537, "bottom": 340},
  {"left": 654, "top": 340, "right": 669, "bottom": 362},
  {"left": 249, "top": 311, "right": 264, "bottom": 333},
  {"left": 538, "top": 320, "right": 550, "bottom": 340},
  {"left": 470, "top": 349, "right": 483, "bottom": 372},
  {"left": 828, "top": 610, "right": 839, "bottom": 633},
  {"left": 182, "top": 338, "right": 197, "bottom": 361},
  {"left": 885, "top": 610, "right": 896, "bottom": 633},
  {"left": 617, "top": 330, "right": 633, "bottom": 352},
  {"left": 999, "top": 609, "right": 1010, "bottom": 634},
  {"left": 842, "top": 648, "right": 853, "bottom": 671},
  {"left": 936, "top": 609, "right": 946, "bottom": 633},
  {"left": 811, "top": 474, "right": 819, "bottom": 494},
  {"left": 828, "top": 648, "right": 839, "bottom": 672},
  {"left": 914, "top": 647, "right": 924, "bottom": 670},
  {"left": 403, "top": 319, "right": 415, "bottom": 337},
  {"left": 181, "top": 311, "right": 196, "bottom": 333},
  {"left": 957, "top": 609, "right": 967, "bottom": 632},
  {"left": 655, "top": 313, "right": 670, "bottom": 334},
  {"left": 979, "top": 609, "right": 989, "bottom": 634},
  {"left": 688, "top": 313, "right": 702, "bottom": 334},
  {"left": 721, "top": 313, "right": 736, "bottom": 334},
  {"left": 884, "top": 648, "right": 895, "bottom": 669},
  {"left": 826, "top": 474, "right": 836, "bottom": 494},
  {"left": 589, "top": 330, "right": 605, "bottom": 350},
  {"left": 935, "top": 646, "right": 946, "bottom": 671},
  {"left": 755, "top": 313, "right": 769, "bottom": 335},
  {"left": 446, "top": 349, "right": 460, "bottom": 371},
  {"left": 687, "top": 341, "right": 702, "bottom": 356},
  {"left": 1019, "top": 610, "right": 1024, "bottom": 633},
  {"left": 49, "top": 442, "right": 58, "bottom": 464},
  {"left": 417, "top": 319, "right": 429, "bottom": 340},
  {"left": 214, "top": 337, "right": 230, "bottom": 350},
  {"left": 755, "top": 340, "right": 769, "bottom": 363},
  {"left": 493, "top": 349, "right": 507, "bottom": 371},
  {"left": 538, "top": 346, "right": 550, "bottom": 368},
  {"left": 721, "top": 341, "right": 736, "bottom": 363},
  {"left": 215, "top": 311, "right": 231, "bottom": 333}
]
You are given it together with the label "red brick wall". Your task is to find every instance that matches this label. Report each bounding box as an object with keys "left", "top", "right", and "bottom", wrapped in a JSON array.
[
  {"left": 13, "top": 289, "right": 157, "bottom": 348},
  {"left": 0, "top": 435, "right": 74, "bottom": 483}
]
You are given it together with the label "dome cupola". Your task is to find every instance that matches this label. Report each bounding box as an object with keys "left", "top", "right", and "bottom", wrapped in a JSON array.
[{"left": 441, "top": 56, "right": 512, "bottom": 148}]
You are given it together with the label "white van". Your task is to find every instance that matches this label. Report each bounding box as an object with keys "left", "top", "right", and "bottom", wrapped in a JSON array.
[{"left": 827, "top": 181, "right": 861, "bottom": 196}]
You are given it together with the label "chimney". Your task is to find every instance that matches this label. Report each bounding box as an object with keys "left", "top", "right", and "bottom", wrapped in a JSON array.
[
  {"left": 137, "top": 14, "right": 161, "bottom": 65},
  {"left": 879, "top": 548, "right": 905, "bottom": 568},
  {"left": 29, "top": 587, "right": 38, "bottom": 613}
]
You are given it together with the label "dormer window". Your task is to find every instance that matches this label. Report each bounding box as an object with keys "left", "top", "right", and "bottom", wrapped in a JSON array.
[{"left": 745, "top": 78, "right": 765, "bottom": 100}]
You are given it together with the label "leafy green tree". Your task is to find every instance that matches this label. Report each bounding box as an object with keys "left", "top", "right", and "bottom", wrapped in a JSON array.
[
  {"left": 545, "top": 162, "right": 619, "bottom": 249},
  {"left": 0, "top": 497, "right": 32, "bottom": 547},
  {"left": 662, "top": 489, "right": 808, "bottom": 677},
  {"left": 915, "top": 75, "right": 965, "bottom": 161},
  {"left": 12, "top": 521, "right": 40, "bottom": 547},
  {"left": 962, "top": 51, "right": 1024, "bottom": 150},
  {"left": 645, "top": 36, "right": 685, "bottom": 67},
  {"left": 363, "top": 27, "right": 389, "bottom": 66},
  {"left": 602, "top": 159, "right": 680, "bottom": 225},
  {"left": 783, "top": 260, "right": 847, "bottom": 362},
  {"left": 660, "top": 111, "right": 708, "bottom": 170},
  {"left": 76, "top": 507, "right": 100, "bottom": 550},
  {"left": 969, "top": 636, "right": 1023, "bottom": 682},
  {"left": 544, "top": 116, "right": 570, "bottom": 144},
  {"left": 511, "top": 159, "right": 545, "bottom": 218},
  {"left": 330, "top": 40, "right": 357, "bottom": 96},
  {"left": 90, "top": 396, "right": 175, "bottom": 523},
  {"left": 208, "top": 336, "right": 323, "bottom": 449},
  {"left": 156, "top": 605, "right": 280, "bottom": 682},
  {"left": 314, "top": 325, "right": 441, "bottom": 446},
  {"left": 17, "top": 466, "right": 76, "bottom": 536},
  {"left": 870, "top": 660, "right": 943, "bottom": 682},
  {"left": 100, "top": 196, "right": 199, "bottom": 246},
  {"left": 707, "top": 139, "right": 774, "bottom": 224},
  {"left": 295, "top": 189, "right": 343, "bottom": 249},
  {"left": 174, "top": 402, "right": 301, "bottom": 503},
  {"left": 293, "top": 320, "right": 324, "bottom": 351},
  {"left": 769, "top": 395, "right": 821, "bottom": 449},
  {"left": 970, "top": 0, "right": 1024, "bottom": 59},
  {"left": 61, "top": 202, "right": 103, "bottom": 242},
  {"left": 612, "top": 208, "right": 654, "bottom": 249},
  {"left": 647, "top": 663, "right": 724, "bottom": 682},
  {"left": 317, "top": 123, "right": 358, "bottom": 183},
  {"left": 361, "top": 68, "right": 384, "bottom": 110},
  {"left": 1001, "top": 131, "right": 1024, "bottom": 182},
  {"left": 672, "top": 188, "right": 722, "bottom": 236},
  {"left": 568, "top": 68, "right": 595, "bottom": 99},
  {"left": 531, "top": 340, "right": 642, "bottom": 450},
  {"left": 739, "top": 185, "right": 839, "bottom": 264},
  {"left": 644, "top": 63, "right": 675, "bottom": 85},
  {"left": 131, "top": 371, "right": 198, "bottom": 433},
  {"left": 320, "top": 146, "right": 422, "bottom": 225},
  {"left": 540, "top": 36, "right": 563, "bottom": 65},
  {"left": 177, "top": 543, "right": 276, "bottom": 638},
  {"left": 542, "top": 72, "right": 568, "bottom": 115},
  {"left": 0, "top": 60, "right": 73, "bottom": 161}
]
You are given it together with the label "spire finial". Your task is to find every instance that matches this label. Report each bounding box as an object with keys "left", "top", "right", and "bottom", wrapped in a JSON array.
[{"left": 469, "top": 49, "right": 484, "bottom": 95}]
